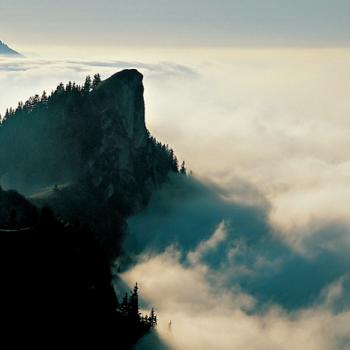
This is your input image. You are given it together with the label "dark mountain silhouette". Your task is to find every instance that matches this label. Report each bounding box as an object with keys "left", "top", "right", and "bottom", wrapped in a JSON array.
[
  {"left": 0, "top": 186, "right": 156, "bottom": 348},
  {"left": 0, "top": 69, "right": 181, "bottom": 257},
  {"left": 0, "top": 40, "right": 21, "bottom": 56},
  {"left": 0, "top": 69, "right": 183, "bottom": 347}
]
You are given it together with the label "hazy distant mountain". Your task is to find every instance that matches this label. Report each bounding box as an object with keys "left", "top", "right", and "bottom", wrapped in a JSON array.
[{"left": 0, "top": 40, "right": 21, "bottom": 56}]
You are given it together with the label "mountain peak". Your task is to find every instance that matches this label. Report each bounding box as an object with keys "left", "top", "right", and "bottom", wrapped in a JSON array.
[
  {"left": 0, "top": 69, "right": 180, "bottom": 256},
  {"left": 92, "top": 69, "right": 146, "bottom": 148},
  {"left": 0, "top": 40, "right": 21, "bottom": 56},
  {"left": 97, "top": 69, "right": 143, "bottom": 92},
  {"left": 0, "top": 69, "right": 179, "bottom": 210},
  {"left": 109, "top": 69, "right": 143, "bottom": 81}
]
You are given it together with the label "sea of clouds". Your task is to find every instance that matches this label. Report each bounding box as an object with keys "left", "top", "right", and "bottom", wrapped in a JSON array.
[
  {"left": 123, "top": 175, "right": 350, "bottom": 349},
  {"left": 1, "top": 48, "right": 350, "bottom": 349}
]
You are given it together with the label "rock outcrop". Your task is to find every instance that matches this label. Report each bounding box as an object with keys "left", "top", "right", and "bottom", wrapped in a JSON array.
[
  {"left": 0, "top": 70, "right": 168, "bottom": 346},
  {"left": 85, "top": 70, "right": 150, "bottom": 209},
  {"left": 0, "top": 69, "right": 179, "bottom": 256}
]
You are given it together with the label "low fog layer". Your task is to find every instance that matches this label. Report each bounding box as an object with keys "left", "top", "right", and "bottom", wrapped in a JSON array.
[{"left": 123, "top": 176, "right": 350, "bottom": 349}]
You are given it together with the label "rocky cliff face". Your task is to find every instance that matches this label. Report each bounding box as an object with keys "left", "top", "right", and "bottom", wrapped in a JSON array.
[
  {"left": 93, "top": 69, "right": 147, "bottom": 147},
  {"left": 0, "top": 70, "right": 167, "bottom": 346},
  {"left": 85, "top": 70, "right": 149, "bottom": 207},
  {"left": 0, "top": 69, "right": 179, "bottom": 255}
]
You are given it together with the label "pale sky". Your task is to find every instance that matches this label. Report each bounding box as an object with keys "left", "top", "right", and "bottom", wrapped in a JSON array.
[
  {"left": 2, "top": 3, "right": 350, "bottom": 348},
  {"left": 1, "top": 0, "right": 350, "bottom": 47}
]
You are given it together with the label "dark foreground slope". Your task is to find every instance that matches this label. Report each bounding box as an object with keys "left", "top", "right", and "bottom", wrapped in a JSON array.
[
  {"left": 0, "top": 70, "right": 180, "bottom": 256},
  {"left": 0, "top": 70, "right": 179, "bottom": 347},
  {"left": 0, "top": 187, "right": 154, "bottom": 348}
]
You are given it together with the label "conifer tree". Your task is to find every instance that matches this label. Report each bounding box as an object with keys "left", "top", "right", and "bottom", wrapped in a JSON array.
[
  {"left": 92, "top": 74, "right": 102, "bottom": 89},
  {"left": 83, "top": 75, "right": 92, "bottom": 93},
  {"left": 150, "top": 308, "right": 157, "bottom": 327},
  {"left": 180, "top": 161, "right": 187, "bottom": 175},
  {"left": 57, "top": 83, "right": 64, "bottom": 92},
  {"left": 121, "top": 293, "right": 129, "bottom": 316},
  {"left": 129, "top": 283, "right": 140, "bottom": 322},
  {"left": 41, "top": 91, "right": 48, "bottom": 103}
]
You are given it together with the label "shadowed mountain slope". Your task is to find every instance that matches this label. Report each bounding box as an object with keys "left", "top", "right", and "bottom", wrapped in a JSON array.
[{"left": 0, "top": 69, "right": 180, "bottom": 256}]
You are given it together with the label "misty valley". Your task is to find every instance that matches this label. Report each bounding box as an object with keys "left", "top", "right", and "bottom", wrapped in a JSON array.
[
  {"left": 2, "top": 0, "right": 350, "bottom": 348},
  {"left": 1, "top": 53, "right": 350, "bottom": 349}
]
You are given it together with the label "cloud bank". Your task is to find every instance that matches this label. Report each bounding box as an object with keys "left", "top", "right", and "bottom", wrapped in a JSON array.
[
  {"left": 2, "top": 48, "right": 350, "bottom": 349},
  {"left": 120, "top": 173, "right": 350, "bottom": 349},
  {"left": 125, "top": 249, "right": 350, "bottom": 350},
  {"left": 0, "top": 55, "right": 197, "bottom": 116}
]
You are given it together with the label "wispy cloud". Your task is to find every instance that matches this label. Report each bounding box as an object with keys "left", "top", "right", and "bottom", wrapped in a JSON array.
[
  {"left": 125, "top": 230, "right": 350, "bottom": 350},
  {"left": 122, "top": 173, "right": 350, "bottom": 349},
  {"left": 66, "top": 60, "right": 198, "bottom": 77},
  {"left": 187, "top": 221, "right": 227, "bottom": 265},
  {"left": 0, "top": 55, "right": 198, "bottom": 115}
]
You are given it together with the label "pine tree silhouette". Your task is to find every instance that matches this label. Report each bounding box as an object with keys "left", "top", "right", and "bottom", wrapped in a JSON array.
[
  {"left": 92, "top": 74, "right": 102, "bottom": 89},
  {"left": 180, "top": 161, "right": 187, "bottom": 175}
]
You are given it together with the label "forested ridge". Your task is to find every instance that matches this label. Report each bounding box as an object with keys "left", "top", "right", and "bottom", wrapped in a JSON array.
[
  {"left": 0, "top": 72, "right": 181, "bottom": 194},
  {"left": 0, "top": 71, "right": 186, "bottom": 347},
  {"left": 0, "top": 186, "right": 156, "bottom": 347}
]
